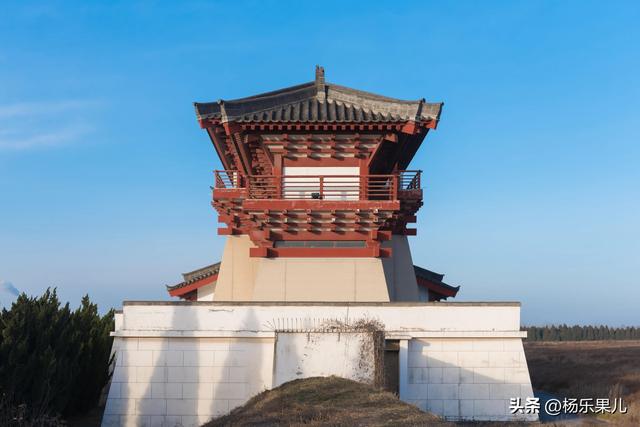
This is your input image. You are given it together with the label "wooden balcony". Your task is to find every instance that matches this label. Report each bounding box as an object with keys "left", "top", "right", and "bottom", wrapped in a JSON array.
[{"left": 213, "top": 170, "right": 421, "bottom": 202}]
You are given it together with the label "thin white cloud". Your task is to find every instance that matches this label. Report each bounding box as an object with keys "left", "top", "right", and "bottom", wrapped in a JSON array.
[
  {"left": 0, "top": 124, "right": 94, "bottom": 150},
  {"left": 0, "top": 99, "right": 102, "bottom": 119},
  {"left": 0, "top": 99, "right": 101, "bottom": 150}
]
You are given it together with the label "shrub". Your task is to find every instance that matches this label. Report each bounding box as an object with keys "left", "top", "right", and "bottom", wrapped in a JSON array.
[{"left": 0, "top": 289, "right": 114, "bottom": 420}]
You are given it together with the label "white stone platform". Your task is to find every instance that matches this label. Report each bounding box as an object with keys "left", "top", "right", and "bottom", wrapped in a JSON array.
[{"left": 102, "top": 302, "right": 537, "bottom": 426}]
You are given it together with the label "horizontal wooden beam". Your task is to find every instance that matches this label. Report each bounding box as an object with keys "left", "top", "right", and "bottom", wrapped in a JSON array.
[
  {"left": 243, "top": 200, "right": 400, "bottom": 211},
  {"left": 269, "top": 230, "right": 376, "bottom": 241},
  {"left": 218, "top": 227, "right": 243, "bottom": 235},
  {"left": 249, "top": 247, "right": 391, "bottom": 258},
  {"left": 212, "top": 188, "right": 248, "bottom": 199},
  {"left": 282, "top": 157, "right": 360, "bottom": 167}
]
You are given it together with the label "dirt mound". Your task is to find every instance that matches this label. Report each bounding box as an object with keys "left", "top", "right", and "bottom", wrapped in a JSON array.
[{"left": 205, "top": 376, "right": 449, "bottom": 426}]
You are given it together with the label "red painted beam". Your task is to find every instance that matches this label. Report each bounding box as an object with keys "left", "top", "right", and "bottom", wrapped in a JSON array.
[
  {"left": 243, "top": 200, "right": 401, "bottom": 211},
  {"left": 283, "top": 158, "right": 361, "bottom": 167},
  {"left": 199, "top": 118, "right": 222, "bottom": 129},
  {"left": 269, "top": 230, "right": 374, "bottom": 241},
  {"left": 213, "top": 188, "right": 248, "bottom": 199},
  {"left": 424, "top": 119, "right": 438, "bottom": 129},
  {"left": 401, "top": 121, "right": 418, "bottom": 135},
  {"left": 249, "top": 247, "right": 390, "bottom": 258},
  {"left": 218, "top": 227, "right": 241, "bottom": 235},
  {"left": 368, "top": 230, "right": 392, "bottom": 241},
  {"left": 249, "top": 247, "right": 269, "bottom": 257}
]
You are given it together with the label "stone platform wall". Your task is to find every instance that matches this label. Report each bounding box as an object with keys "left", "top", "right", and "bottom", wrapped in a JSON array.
[
  {"left": 103, "top": 337, "right": 274, "bottom": 426},
  {"left": 102, "top": 302, "right": 537, "bottom": 426},
  {"left": 405, "top": 338, "right": 534, "bottom": 421}
]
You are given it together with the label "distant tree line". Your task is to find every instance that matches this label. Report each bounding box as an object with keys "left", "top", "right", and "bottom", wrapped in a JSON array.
[
  {"left": 523, "top": 324, "right": 640, "bottom": 341},
  {"left": 0, "top": 288, "right": 114, "bottom": 425}
]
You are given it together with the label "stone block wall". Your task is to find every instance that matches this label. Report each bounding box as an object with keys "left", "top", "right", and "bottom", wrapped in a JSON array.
[
  {"left": 102, "top": 337, "right": 274, "bottom": 427},
  {"left": 404, "top": 338, "right": 536, "bottom": 422},
  {"left": 102, "top": 302, "right": 536, "bottom": 425}
]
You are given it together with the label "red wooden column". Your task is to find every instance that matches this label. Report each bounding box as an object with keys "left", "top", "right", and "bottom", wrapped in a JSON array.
[
  {"left": 359, "top": 158, "right": 368, "bottom": 200},
  {"left": 274, "top": 153, "right": 283, "bottom": 199}
]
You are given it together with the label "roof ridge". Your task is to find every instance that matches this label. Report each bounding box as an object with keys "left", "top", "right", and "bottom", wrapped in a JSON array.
[
  {"left": 221, "top": 81, "right": 316, "bottom": 104},
  {"left": 328, "top": 83, "right": 425, "bottom": 105},
  {"left": 194, "top": 67, "right": 443, "bottom": 123}
]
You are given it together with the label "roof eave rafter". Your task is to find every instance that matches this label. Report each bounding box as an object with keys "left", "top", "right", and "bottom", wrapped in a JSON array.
[
  {"left": 223, "top": 122, "right": 253, "bottom": 175},
  {"left": 197, "top": 119, "right": 438, "bottom": 132}
]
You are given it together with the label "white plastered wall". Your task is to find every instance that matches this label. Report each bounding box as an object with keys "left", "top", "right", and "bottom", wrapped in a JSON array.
[
  {"left": 196, "top": 284, "right": 215, "bottom": 301},
  {"left": 273, "top": 332, "right": 376, "bottom": 387},
  {"left": 282, "top": 166, "right": 359, "bottom": 200}
]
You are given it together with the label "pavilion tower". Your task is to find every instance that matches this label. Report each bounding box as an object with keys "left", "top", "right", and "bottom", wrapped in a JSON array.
[
  {"left": 188, "top": 66, "right": 453, "bottom": 302},
  {"left": 107, "top": 68, "right": 534, "bottom": 427}
]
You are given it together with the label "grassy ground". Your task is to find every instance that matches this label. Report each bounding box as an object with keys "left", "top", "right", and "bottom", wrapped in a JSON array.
[
  {"left": 205, "top": 376, "right": 451, "bottom": 427},
  {"left": 524, "top": 340, "right": 640, "bottom": 425}
]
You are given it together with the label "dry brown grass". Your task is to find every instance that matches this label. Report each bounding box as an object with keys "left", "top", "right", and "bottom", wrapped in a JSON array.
[
  {"left": 202, "top": 342, "right": 640, "bottom": 425},
  {"left": 204, "top": 376, "right": 451, "bottom": 426},
  {"left": 525, "top": 340, "right": 640, "bottom": 425}
]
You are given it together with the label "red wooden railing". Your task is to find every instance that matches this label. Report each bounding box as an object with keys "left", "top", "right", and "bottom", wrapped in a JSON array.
[
  {"left": 213, "top": 170, "right": 421, "bottom": 201},
  {"left": 399, "top": 170, "right": 421, "bottom": 190}
]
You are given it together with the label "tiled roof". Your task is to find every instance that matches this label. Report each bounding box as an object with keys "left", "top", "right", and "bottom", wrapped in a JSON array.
[
  {"left": 166, "top": 262, "right": 221, "bottom": 292},
  {"left": 194, "top": 66, "right": 443, "bottom": 124},
  {"left": 414, "top": 265, "right": 460, "bottom": 295}
]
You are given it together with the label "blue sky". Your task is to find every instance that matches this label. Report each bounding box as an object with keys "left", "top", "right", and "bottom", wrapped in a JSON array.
[{"left": 0, "top": 1, "right": 638, "bottom": 325}]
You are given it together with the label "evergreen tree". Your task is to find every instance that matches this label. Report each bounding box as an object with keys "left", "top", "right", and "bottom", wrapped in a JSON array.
[
  {"left": 521, "top": 324, "right": 640, "bottom": 342},
  {"left": 0, "top": 288, "right": 113, "bottom": 420}
]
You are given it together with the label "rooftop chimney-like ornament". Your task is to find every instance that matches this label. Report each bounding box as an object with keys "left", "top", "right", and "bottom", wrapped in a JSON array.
[{"left": 315, "top": 65, "right": 326, "bottom": 101}]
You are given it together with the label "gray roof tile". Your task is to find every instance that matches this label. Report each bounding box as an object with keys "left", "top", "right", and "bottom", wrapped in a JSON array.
[
  {"left": 194, "top": 66, "right": 442, "bottom": 124},
  {"left": 166, "top": 262, "right": 221, "bottom": 292},
  {"left": 414, "top": 265, "right": 460, "bottom": 293}
]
